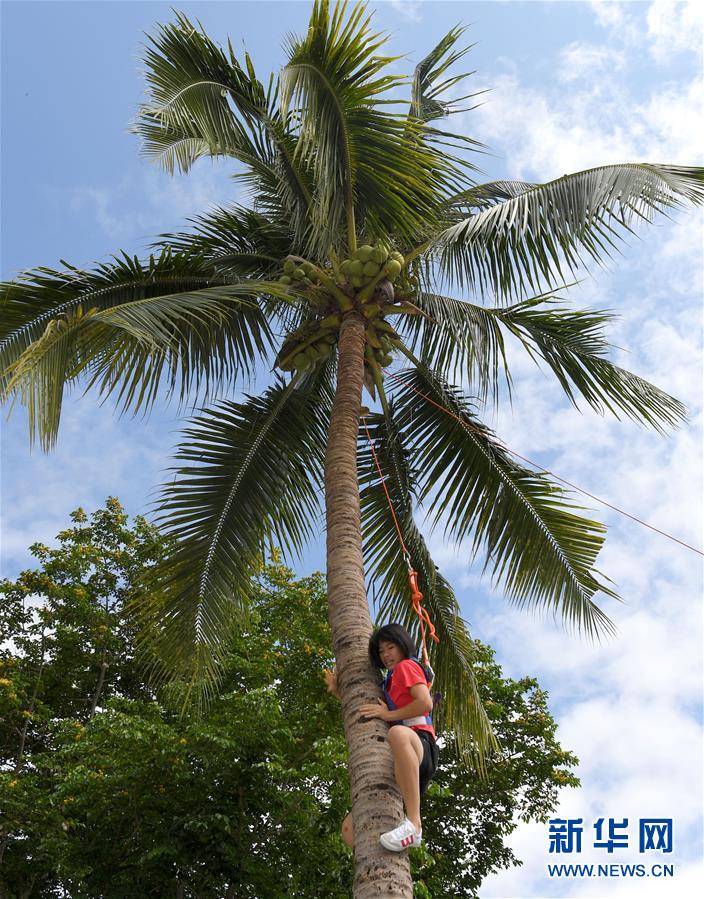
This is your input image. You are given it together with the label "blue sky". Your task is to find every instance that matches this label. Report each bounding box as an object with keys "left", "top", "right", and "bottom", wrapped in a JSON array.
[{"left": 1, "top": 2, "right": 702, "bottom": 896}]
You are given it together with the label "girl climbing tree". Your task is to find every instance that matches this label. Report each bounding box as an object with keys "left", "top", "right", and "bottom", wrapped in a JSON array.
[
  {"left": 2, "top": 2, "right": 703, "bottom": 895},
  {"left": 327, "top": 623, "right": 440, "bottom": 852}
]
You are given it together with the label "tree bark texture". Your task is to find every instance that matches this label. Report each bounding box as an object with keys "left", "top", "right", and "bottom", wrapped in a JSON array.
[{"left": 324, "top": 312, "right": 413, "bottom": 898}]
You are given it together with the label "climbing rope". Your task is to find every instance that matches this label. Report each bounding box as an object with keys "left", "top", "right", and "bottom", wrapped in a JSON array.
[{"left": 361, "top": 416, "right": 440, "bottom": 666}]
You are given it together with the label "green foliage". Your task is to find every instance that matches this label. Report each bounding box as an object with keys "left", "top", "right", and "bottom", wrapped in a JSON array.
[{"left": 0, "top": 502, "right": 577, "bottom": 897}]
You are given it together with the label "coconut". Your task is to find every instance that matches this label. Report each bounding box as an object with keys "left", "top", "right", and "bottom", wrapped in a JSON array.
[
  {"left": 351, "top": 275, "right": 365, "bottom": 289},
  {"left": 283, "top": 260, "right": 296, "bottom": 275},
  {"left": 379, "top": 353, "right": 393, "bottom": 367},
  {"left": 293, "top": 267, "right": 306, "bottom": 281},
  {"left": 356, "top": 245, "right": 373, "bottom": 262},
  {"left": 385, "top": 259, "right": 402, "bottom": 279},
  {"left": 348, "top": 259, "right": 364, "bottom": 277},
  {"left": 279, "top": 275, "right": 292, "bottom": 285},
  {"left": 363, "top": 260, "right": 380, "bottom": 278},
  {"left": 375, "top": 244, "right": 390, "bottom": 263},
  {"left": 292, "top": 352, "right": 308, "bottom": 370}
]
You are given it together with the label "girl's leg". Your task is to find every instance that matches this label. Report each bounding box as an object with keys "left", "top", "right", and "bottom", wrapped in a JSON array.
[
  {"left": 386, "top": 726, "right": 424, "bottom": 832},
  {"left": 341, "top": 812, "right": 353, "bottom": 848}
]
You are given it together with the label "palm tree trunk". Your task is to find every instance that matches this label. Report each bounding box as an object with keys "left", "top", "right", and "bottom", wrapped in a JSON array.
[{"left": 324, "top": 311, "right": 413, "bottom": 898}]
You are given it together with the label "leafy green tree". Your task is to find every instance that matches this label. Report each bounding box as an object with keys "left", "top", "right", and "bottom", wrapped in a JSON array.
[
  {"left": 1, "top": 2, "right": 701, "bottom": 892},
  {"left": 0, "top": 502, "right": 576, "bottom": 897}
]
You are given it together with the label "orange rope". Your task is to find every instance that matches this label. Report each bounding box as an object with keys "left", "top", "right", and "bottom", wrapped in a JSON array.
[{"left": 362, "top": 417, "right": 439, "bottom": 666}]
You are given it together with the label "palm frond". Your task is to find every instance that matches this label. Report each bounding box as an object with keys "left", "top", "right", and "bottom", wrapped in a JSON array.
[
  {"left": 399, "top": 288, "right": 686, "bottom": 430},
  {"left": 398, "top": 290, "right": 511, "bottom": 405},
  {"left": 150, "top": 205, "right": 294, "bottom": 279},
  {"left": 407, "top": 24, "right": 487, "bottom": 166},
  {"left": 497, "top": 297, "right": 687, "bottom": 430},
  {"left": 435, "top": 164, "right": 704, "bottom": 298},
  {"left": 132, "top": 12, "right": 314, "bottom": 240},
  {"left": 0, "top": 250, "right": 298, "bottom": 444},
  {"left": 281, "top": 0, "right": 466, "bottom": 253},
  {"left": 359, "top": 408, "right": 497, "bottom": 766},
  {"left": 129, "top": 373, "right": 332, "bottom": 709},
  {"left": 389, "top": 367, "right": 618, "bottom": 640},
  {"left": 410, "top": 25, "right": 476, "bottom": 123}
]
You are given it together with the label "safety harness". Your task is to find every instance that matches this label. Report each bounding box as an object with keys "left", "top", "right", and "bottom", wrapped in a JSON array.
[{"left": 382, "top": 657, "right": 435, "bottom": 729}]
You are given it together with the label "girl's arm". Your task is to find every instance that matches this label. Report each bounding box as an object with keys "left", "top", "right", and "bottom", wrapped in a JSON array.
[{"left": 360, "top": 683, "right": 432, "bottom": 721}]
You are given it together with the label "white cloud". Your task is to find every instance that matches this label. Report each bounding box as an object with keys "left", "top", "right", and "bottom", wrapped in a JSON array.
[
  {"left": 470, "top": 71, "right": 702, "bottom": 181},
  {"left": 587, "top": 0, "right": 703, "bottom": 63},
  {"left": 588, "top": 0, "right": 633, "bottom": 34},
  {"left": 558, "top": 42, "right": 626, "bottom": 83},
  {"left": 69, "top": 161, "right": 238, "bottom": 244},
  {"left": 646, "top": 0, "right": 704, "bottom": 61},
  {"left": 386, "top": 0, "right": 423, "bottom": 24}
]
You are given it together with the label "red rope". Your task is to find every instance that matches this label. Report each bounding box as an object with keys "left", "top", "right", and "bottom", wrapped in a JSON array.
[{"left": 362, "top": 417, "right": 439, "bottom": 666}]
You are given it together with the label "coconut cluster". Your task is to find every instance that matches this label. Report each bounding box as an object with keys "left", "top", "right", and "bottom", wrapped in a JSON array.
[
  {"left": 278, "top": 259, "right": 320, "bottom": 287},
  {"left": 274, "top": 241, "right": 411, "bottom": 379},
  {"left": 277, "top": 314, "right": 341, "bottom": 372},
  {"left": 339, "top": 243, "right": 403, "bottom": 290}
]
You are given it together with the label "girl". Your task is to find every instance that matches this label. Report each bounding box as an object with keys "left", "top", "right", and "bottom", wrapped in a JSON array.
[{"left": 324, "top": 623, "right": 440, "bottom": 852}]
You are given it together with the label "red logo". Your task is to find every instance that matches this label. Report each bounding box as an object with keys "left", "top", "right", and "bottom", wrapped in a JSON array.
[{"left": 401, "top": 835, "right": 414, "bottom": 847}]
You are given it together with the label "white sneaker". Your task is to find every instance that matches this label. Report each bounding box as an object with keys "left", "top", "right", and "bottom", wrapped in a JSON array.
[{"left": 379, "top": 818, "right": 422, "bottom": 851}]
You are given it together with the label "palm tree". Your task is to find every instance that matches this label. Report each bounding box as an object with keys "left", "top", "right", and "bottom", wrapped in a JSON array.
[{"left": 1, "top": 3, "right": 702, "bottom": 894}]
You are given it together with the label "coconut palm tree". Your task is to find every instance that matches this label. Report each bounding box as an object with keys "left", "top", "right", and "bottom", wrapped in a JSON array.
[{"left": 1, "top": 3, "right": 702, "bottom": 895}]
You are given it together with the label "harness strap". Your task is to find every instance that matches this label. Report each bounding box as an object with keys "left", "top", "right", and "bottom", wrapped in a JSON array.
[{"left": 382, "top": 659, "right": 434, "bottom": 729}]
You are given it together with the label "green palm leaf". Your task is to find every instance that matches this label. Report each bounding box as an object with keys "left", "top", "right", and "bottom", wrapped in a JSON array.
[
  {"left": 389, "top": 366, "right": 618, "bottom": 640},
  {"left": 435, "top": 164, "right": 704, "bottom": 297},
  {"left": 401, "top": 290, "right": 685, "bottom": 430},
  {"left": 0, "top": 250, "right": 296, "bottom": 445},
  {"left": 132, "top": 12, "right": 314, "bottom": 240},
  {"left": 281, "top": 0, "right": 465, "bottom": 253},
  {"left": 359, "top": 409, "right": 497, "bottom": 766},
  {"left": 399, "top": 290, "right": 511, "bottom": 404},
  {"left": 496, "top": 297, "right": 686, "bottom": 430},
  {"left": 407, "top": 23, "right": 487, "bottom": 174},
  {"left": 150, "top": 205, "right": 294, "bottom": 279},
  {"left": 131, "top": 372, "right": 333, "bottom": 707}
]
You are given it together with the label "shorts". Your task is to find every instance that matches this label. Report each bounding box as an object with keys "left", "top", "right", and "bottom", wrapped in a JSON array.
[{"left": 416, "top": 730, "right": 439, "bottom": 795}]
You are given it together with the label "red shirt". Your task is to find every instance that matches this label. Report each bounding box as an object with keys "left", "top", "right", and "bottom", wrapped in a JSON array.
[{"left": 385, "top": 658, "right": 435, "bottom": 738}]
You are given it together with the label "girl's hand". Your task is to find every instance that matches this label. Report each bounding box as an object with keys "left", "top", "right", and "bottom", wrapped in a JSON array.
[
  {"left": 359, "top": 698, "right": 390, "bottom": 721},
  {"left": 323, "top": 667, "right": 340, "bottom": 698}
]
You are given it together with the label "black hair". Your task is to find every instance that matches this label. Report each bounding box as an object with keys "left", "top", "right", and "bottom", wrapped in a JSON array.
[{"left": 369, "top": 623, "right": 417, "bottom": 670}]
